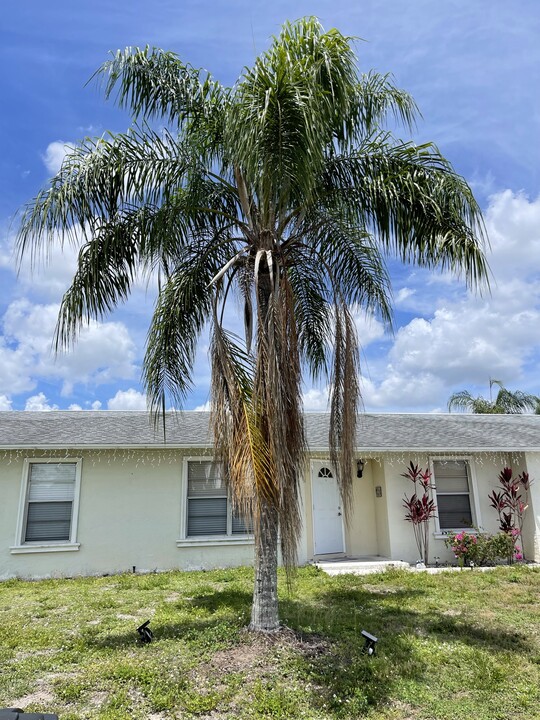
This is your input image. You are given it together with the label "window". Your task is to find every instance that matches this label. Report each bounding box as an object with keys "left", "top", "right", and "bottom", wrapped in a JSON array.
[
  {"left": 186, "top": 460, "right": 252, "bottom": 538},
  {"left": 432, "top": 459, "right": 475, "bottom": 531},
  {"left": 13, "top": 459, "right": 82, "bottom": 552}
]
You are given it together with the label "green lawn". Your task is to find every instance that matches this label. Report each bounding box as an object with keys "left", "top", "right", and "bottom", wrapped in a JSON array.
[{"left": 0, "top": 565, "right": 539, "bottom": 719}]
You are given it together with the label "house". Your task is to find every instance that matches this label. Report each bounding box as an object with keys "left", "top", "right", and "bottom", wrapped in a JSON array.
[{"left": 1, "top": 411, "right": 539, "bottom": 579}]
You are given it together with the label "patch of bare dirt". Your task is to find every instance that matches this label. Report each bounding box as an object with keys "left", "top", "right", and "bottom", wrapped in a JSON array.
[
  {"left": 88, "top": 690, "right": 108, "bottom": 707},
  {"left": 10, "top": 689, "right": 55, "bottom": 709},
  {"left": 186, "top": 629, "right": 331, "bottom": 720},
  {"left": 192, "top": 627, "right": 330, "bottom": 691}
]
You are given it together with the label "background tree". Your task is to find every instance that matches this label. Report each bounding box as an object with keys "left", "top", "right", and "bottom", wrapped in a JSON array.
[
  {"left": 448, "top": 379, "right": 539, "bottom": 414},
  {"left": 17, "top": 18, "right": 488, "bottom": 631}
]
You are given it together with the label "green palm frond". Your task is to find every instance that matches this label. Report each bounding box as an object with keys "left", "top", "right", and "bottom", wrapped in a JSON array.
[
  {"left": 143, "top": 257, "right": 215, "bottom": 413},
  {"left": 355, "top": 71, "right": 419, "bottom": 136},
  {"left": 494, "top": 388, "right": 539, "bottom": 414},
  {"left": 323, "top": 137, "right": 489, "bottom": 288},
  {"left": 55, "top": 217, "right": 141, "bottom": 349},
  {"left": 17, "top": 128, "right": 192, "bottom": 260},
  {"left": 295, "top": 210, "right": 393, "bottom": 323},
  {"left": 96, "top": 46, "right": 226, "bottom": 129},
  {"left": 287, "top": 260, "right": 332, "bottom": 380},
  {"left": 448, "top": 385, "right": 539, "bottom": 414}
]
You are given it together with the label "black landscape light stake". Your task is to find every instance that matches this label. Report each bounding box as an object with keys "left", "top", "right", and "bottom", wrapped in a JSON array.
[
  {"left": 0, "top": 709, "right": 58, "bottom": 719},
  {"left": 361, "top": 630, "right": 378, "bottom": 656},
  {"left": 137, "top": 620, "right": 154, "bottom": 643}
]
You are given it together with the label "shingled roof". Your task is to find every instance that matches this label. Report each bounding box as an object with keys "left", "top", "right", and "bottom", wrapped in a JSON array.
[{"left": 0, "top": 411, "right": 539, "bottom": 452}]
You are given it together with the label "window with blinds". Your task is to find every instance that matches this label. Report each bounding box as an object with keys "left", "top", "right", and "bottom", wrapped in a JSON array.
[
  {"left": 433, "top": 460, "right": 473, "bottom": 530},
  {"left": 187, "top": 461, "right": 252, "bottom": 537},
  {"left": 23, "top": 463, "right": 76, "bottom": 543}
]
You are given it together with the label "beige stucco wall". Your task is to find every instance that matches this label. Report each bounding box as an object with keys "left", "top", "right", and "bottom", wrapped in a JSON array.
[
  {"left": 0, "top": 449, "right": 255, "bottom": 580},
  {"left": 302, "top": 458, "right": 378, "bottom": 559},
  {"left": 344, "top": 460, "right": 379, "bottom": 556},
  {"left": 1, "top": 447, "right": 536, "bottom": 579},
  {"left": 378, "top": 452, "right": 529, "bottom": 564}
]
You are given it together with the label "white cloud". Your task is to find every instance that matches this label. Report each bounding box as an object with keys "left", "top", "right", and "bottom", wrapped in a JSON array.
[
  {"left": 351, "top": 309, "right": 386, "bottom": 349},
  {"left": 25, "top": 393, "right": 59, "bottom": 411},
  {"left": 68, "top": 404, "right": 83, "bottom": 411},
  {"left": 0, "top": 299, "right": 139, "bottom": 397},
  {"left": 107, "top": 388, "right": 147, "bottom": 410},
  {"left": 194, "top": 401, "right": 212, "bottom": 411},
  {"left": 484, "top": 190, "right": 540, "bottom": 276},
  {"left": 42, "top": 141, "right": 74, "bottom": 175},
  {"left": 302, "top": 386, "right": 330, "bottom": 412},
  {"left": 361, "top": 372, "right": 446, "bottom": 410},
  {"left": 395, "top": 287, "right": 416, "bottom": 304},
  {"left": 0, "top": 395, "right": 12, "bottom": 411},
  {"left": 1, "top": 227, "right": 80, "bottom": 302},
  {"left": 362, "top": 191, "right": 540, "bottom": 410},
  {"left": 2, "top": 222, "right": 157, "bottom": 304}
]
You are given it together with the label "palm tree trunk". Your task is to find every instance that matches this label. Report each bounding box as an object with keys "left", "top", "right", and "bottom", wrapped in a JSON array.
[
  {"left": 249, "top": 497, "right": 280, "bottom": 632},
  {"left": 249, "top": 248, "right": 281, "bottom": 632}
]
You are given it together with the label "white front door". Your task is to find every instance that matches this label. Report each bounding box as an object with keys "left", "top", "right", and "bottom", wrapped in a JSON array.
[{"left": 312, "top": 462, "right": 344, "bottom": 555}]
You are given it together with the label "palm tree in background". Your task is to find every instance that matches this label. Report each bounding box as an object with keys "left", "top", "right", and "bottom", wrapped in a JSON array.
[
  {"left": 448, "top": 379, "right": 539, "bottom": 414},
  {"left": 17, "top": 18, "right": 488, "bottom": 631}
]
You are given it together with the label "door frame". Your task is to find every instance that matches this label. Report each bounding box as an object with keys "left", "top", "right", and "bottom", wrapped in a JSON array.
[{"left": 310, "top": 460, "right": 346, "bottom": 556}]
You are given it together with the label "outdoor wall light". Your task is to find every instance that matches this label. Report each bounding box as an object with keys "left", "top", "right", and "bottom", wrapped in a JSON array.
[
  {"left": 137, "top": 620, "right": 154, "bottom": 644},
  {"left": 361, "top": 630, "right": 378, "bottom": 656},
  {"left": 356, "top": 459, "right": 365, "bottom": 478}
]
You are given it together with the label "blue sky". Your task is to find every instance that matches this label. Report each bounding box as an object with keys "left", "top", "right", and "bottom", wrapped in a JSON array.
[{"left": 1, "top": 1, "right": 539, "bottom": 412}]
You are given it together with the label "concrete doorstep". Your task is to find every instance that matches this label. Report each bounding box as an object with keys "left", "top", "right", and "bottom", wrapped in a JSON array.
[
  {"left": 314, "top": 556, "right": 540, "bottom": 576},
  {"left": 314, "top": 556, "right": 410, "bottom": 576}
]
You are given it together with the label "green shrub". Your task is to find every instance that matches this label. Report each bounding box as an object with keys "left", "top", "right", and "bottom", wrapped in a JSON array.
[{"left": 445, "top": 530, "right": 517, "bottom": 566}]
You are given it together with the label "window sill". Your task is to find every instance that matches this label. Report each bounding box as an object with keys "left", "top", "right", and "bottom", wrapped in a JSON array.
[
  {"left": 10, "top": 543, "right": 80, "bottom": 555},
  {"left": 433, "top": 530, "right": 479, "bottom": 540},
  {"left": 176, "top": 537, "right": 254, "bottom": 548}
]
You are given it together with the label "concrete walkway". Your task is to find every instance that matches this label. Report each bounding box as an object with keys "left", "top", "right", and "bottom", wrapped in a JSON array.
[
  {"left": 315, "top": 556, "right": 410, "bottom": 576},
  {"left": 315, "top": 556, "right": 540, "bottom": 576}
]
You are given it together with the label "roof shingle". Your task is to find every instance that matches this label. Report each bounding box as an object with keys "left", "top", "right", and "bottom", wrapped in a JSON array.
[{"left": 0, "top": 411, "right": 538, "bottom": 451}]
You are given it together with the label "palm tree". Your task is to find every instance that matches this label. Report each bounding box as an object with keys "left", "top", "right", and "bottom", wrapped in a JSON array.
[
  {"left": 17, "top": 18, "right": 488, "bottom": 631},
  {"left": 448, "top": 379, "right": 539, "bottom": 414}
]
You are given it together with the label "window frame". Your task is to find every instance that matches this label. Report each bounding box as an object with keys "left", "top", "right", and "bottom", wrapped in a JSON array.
[
  {"left": 11, "top": 457, "right": 82, "bottom": 554},
  {"left": 430, "top": 456, "right": 481, "bottom": 535},
  {"left": 177, "top": 457, "right": 254, "bottom": 547}
]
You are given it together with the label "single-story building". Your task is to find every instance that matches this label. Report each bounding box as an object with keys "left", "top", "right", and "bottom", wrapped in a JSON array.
[{"left": 0, "top": 411, "right": 539, "bottom": 579}]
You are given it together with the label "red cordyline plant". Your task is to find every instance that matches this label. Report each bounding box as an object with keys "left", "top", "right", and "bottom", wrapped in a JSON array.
[
  {"left": 402, "top": 462, "right": 437, "bottom": 565},
  {"left": 488, "top": 467, "right": 532, "bottom": 561}
]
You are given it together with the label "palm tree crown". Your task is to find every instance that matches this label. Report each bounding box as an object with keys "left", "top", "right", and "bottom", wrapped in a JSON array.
[
  {"left": 17, "top": 18, "right": 488, "bottom": 630},
  {"left": 448, "top": 380, "right": 539, "bottom": 414}
]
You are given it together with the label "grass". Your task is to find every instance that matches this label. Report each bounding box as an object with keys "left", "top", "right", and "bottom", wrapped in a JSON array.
[{"left": 0, "top": 565, "right": 539, "bottom": 719}]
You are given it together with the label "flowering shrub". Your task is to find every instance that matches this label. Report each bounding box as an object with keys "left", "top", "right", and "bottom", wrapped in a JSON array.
[
  {"left": 445, "top": 531, "right": 478, "bottom": 567},
  {"left": 445, "top": 529, "right": 521, "bottom": 566}
]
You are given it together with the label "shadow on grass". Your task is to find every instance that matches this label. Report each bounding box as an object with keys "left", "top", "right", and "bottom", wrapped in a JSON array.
[
  {"left": 82, "top": 580, "right": 535, "bottom": 717},
  {"left": 310, "top": 585, "right": 532, "bottom": 653},
  {"left": 90, "top": 587, "right": 253, "bottom": 649}
]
